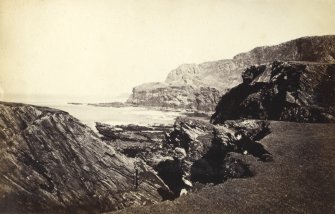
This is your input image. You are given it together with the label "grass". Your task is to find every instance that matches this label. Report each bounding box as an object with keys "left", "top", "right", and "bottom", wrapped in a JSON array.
[{"left": 112, "top": 121, "right": 335, "bottom": 214}]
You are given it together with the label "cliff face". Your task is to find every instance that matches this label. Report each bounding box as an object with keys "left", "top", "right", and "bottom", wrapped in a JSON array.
[
  {"left": 128, "top": 35, "right": 335, "bottom": 110},
  {"left": 166, "top": 35, "right": 335, "bottom": 90},
  {"left": 211, "top": 61, "right": 335, "bottom": 124},
  {"left": 127, "top": 84, "right": 221, "bottom": 111},
  {"left": 0, "top": 102, "right": 169, "bottom": 213}
]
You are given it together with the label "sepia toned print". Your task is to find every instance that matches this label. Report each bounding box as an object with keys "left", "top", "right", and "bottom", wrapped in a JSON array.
[{"left": 0, "top": 0, "right": 335, "bottom": 213}]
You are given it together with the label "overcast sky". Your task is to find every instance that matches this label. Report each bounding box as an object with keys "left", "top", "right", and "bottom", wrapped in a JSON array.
[{"left": 1, "top": 0, "right": 335, "bottom": 102}]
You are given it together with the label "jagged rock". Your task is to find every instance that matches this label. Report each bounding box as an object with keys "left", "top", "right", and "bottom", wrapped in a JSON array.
[
  {"left": 165, "top": 117, "right": 214, "bottom": 162},
  {"left": 102, "top": 116, "right": 271, "bottom": 197},
  {"left": 0, "top": 102, "right": 170, "bottom": 213},
  {"left": 211, "top": 61, "right": 335, "bottom": 123},
  {"left": 128, "top": 35, "right": 335, "bottom": 110},
  {"left": 152, "top": 117, "right": 271, "bottom": 196}
]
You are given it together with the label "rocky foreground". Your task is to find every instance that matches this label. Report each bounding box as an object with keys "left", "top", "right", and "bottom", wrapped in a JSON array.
[
  {"left": 0, "top": 101, "right": 277, "bottom": 213},
  {"left": 96, "top": 117, "right": 273, "bottom": 199},
  {"left": 1, "top": 100, "right": 334, "bottom": 213},
  {"left": 127, "top": 35, "right": 335, "bottom": 111},
  {"left": 0, "top": 102, "right": 171, "bottom": 213}
]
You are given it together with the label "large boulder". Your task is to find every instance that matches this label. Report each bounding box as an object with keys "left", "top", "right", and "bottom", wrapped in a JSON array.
[
  {"left": 211, "top": 61, "right": 335, "bottom": 123},
  {"left": 0, "top": 102, "right": 170, "bottom": 213}
]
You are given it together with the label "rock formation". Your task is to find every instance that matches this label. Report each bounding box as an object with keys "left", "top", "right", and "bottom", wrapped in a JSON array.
[
  {"left": 127, "top": 35, "right": 335, "bottom": 111},
  {"left": 95, "top": 122, "right": 173, "bottom": 158},
  {"left": 211, "top": 61, "right": 335, "bottom": 123},
  {"left": 97, "top": 116, "right": 272, "bottom": 198},
  {"left": 127, "top": 83, "right": 221, "bottom": 111},
  {"left": 0, "top": 102, "right": 170, "bottom": 213}
]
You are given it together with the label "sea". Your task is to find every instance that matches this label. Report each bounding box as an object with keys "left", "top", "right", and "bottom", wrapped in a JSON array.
[
  {"left": 3, "top": 95, "right": 186, "bottom": 130},
  {"left": 50, "top": 103, "right": 184, "bottom": 129}
]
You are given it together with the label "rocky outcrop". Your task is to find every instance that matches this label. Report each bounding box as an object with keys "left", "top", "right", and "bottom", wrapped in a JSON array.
[
  {"left": 101, "top": 116, "right": 272, "bottom": 198},
  {"left": 127, "top": 83, "right": 221, "bottom": 111},
  {"left": 0, "top": 102, "right": 170, "bottom": 213},
  {"left": 128, "top": 35, "right": 335, "bottom": 110},
  {"left": 157, "top": 117, "right": 271, "bottom": 196},
  {"left": 95, "top": 122, "right": 173, "bottom": 158},
  {"left": 211, "top": 61, "right": 335, "bottom": 124}
]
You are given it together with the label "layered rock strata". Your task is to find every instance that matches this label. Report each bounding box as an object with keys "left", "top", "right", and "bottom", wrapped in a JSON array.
[{"left": 0, "top": 102, "right": 170, "bottom": 213}]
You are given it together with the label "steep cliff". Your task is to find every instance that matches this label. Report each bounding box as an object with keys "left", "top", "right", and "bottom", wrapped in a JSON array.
[
  {"left": 211, "top": 61, "right": 335, "bottom": 123},
  {"left": 128, "top": 35, "right": 335, "bottom": 110},
  {"left": 0, "top": 102, "right": 169, "bottom": 213}
]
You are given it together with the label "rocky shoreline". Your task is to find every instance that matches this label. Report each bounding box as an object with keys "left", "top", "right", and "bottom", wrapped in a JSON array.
[
  {"left": 1, "top": 35, "right": 335, "bottom": 213},
  {"left": 2, "top": 101, "right": 334, "bottom": 213}
]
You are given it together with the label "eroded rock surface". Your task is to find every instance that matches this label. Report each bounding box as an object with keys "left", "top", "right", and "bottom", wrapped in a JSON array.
[
  {"left": 0, "top": 102, "right": 169, "bottom": 213},
  {"left": 211, "top": 61, "right": 335, "bottom": 123}
]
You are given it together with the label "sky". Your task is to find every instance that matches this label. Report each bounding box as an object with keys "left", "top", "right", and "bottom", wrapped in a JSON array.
[{"left": 0, "top": 0, "right": 335, "bottom": 103}]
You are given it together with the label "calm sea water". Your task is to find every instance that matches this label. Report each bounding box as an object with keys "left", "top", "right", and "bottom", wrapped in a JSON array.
[
  {"left": 4, "top": 95, "right": 184, "bottom": 131},
  {"left": 48, "top": 104, "right": 184, "bottom": 129}
]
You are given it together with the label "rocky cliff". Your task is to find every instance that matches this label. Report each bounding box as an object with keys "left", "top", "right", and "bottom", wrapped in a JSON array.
[
  {"left": 127, "top": 83, "right": 221, "bottom": 111},
  {"left": 127, "top": 35, "right": 335, "bottom": 111},
  {"left": 211, "top": 61, "right": 335, "bottom": 123},
  {"left": 0, "top": 102, "right": 170, "bottom": 213}
]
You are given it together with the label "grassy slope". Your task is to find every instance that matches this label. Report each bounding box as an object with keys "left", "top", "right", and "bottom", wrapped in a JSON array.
[{"left": 113, "top": 121, "right": 335, "bottom": 214}]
